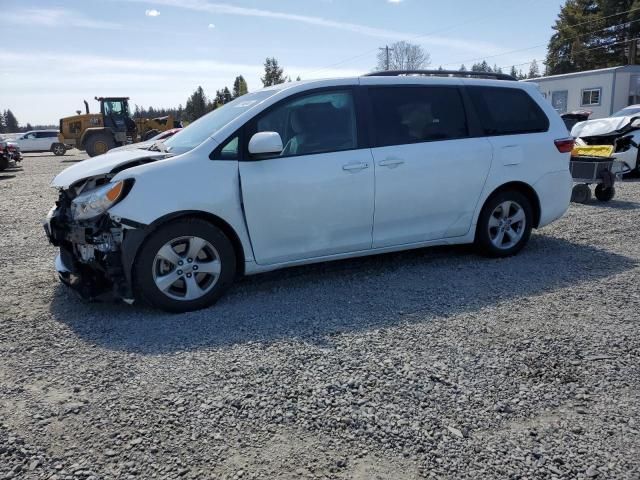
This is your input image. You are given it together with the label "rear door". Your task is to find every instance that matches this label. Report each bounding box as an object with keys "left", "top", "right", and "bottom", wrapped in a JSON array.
[
  {"left": 35, "top": 132, "right": 53, "bottom": 151},
  {"left": 239, "top": 88, "right": 375, "bottom": 265},
  {"left": 364, "top": 84, "right": 493, "bottom": 247},
  {"left": 464, "top": 85, "right": 552, "bottom": 178}
]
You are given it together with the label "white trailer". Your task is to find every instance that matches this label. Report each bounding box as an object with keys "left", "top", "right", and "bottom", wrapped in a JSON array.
[{"left": 524, "top": 65, "right": 640, "bottom": 119}]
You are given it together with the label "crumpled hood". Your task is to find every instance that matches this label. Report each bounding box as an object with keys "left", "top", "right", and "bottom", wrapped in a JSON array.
[
  {"left": 571, "top": 116, "right": 636, "bottom": 138},
  {"left": 51, "top": 149, "right": 170, "bottom": 188}
]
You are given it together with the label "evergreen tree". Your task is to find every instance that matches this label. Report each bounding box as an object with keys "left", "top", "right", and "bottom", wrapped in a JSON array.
[
  {"left": 459, "top": 64, "right": 467, "bottom": 71},
  {"left": 509, "top": 65, "right": 519, "bottom": 78},
  {"left": 184, "top": 86, "right": 208, "bottom": 122},
  {"left": 296, "top": 75, "right": 302, "bottom": 81},
  {"left": 232, "top": 75, "right": 249, "bottom": 98},
  {"left": 528, "top": 59, "right": 541, "bottom": 78},
  {"left": 546, "top": 0, "right": 640, "bottom": 75},
  {"left": 4, "top": 110, "right": 19, "bottom": 132},
  {"left": 471, "top": 60, "right": 492, "bottom": 72},
  {"left": 0, "top": 111, "right": 5, "bottom": 134},
  {"left": 261, "top": 57, "right": 286, "bottom": 87},
  {"left": 222, "top": 87, "right": 233, "bottom": 104}
]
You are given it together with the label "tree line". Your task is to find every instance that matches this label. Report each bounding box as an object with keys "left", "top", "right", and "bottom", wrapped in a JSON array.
[
  {"left": 136, "top": 57, "right": 300, "bottom": 124},
  {"left": 0, "top": 110, "right": 56, "bottom": 134}
]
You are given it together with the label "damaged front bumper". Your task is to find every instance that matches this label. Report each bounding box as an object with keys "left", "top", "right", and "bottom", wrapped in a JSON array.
[{"left": 44, "top": 198, "right": 144, "bottom": 302}]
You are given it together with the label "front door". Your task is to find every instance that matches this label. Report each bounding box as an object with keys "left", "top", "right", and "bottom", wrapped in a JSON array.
[
  {"left": 19, "top": 133, "right": 38, "bottom": 152},
  {"left": 365, "top": 85, "right": 493, "bottom": 247},
  {"left": 239, "top": 89, "right": 375, "bottom": 265}
]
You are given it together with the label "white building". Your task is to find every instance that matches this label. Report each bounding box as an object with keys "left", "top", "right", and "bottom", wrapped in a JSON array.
[{"left": 524, "top": 65, "right": 640, "bottom": 119}]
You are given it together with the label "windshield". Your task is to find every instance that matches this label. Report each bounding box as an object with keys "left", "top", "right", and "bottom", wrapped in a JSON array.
[
  {"left": 163, "top": 90, "right": 278, "bottom": 155},
  {"left": 611, "top": 107, "right": 640, "bottom": 117}
]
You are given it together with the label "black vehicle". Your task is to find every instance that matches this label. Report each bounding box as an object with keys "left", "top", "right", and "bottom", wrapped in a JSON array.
[{"left": 0, "top": 139, "right": 22, "bottom": 171}]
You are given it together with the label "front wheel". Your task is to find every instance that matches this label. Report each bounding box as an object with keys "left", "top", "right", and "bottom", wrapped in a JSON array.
[
  {"left": 134, "top": 219, "right": 237, "bottom": 312},
  {"left": 475, "top": 191, "right": 533, "bottom": 258}
]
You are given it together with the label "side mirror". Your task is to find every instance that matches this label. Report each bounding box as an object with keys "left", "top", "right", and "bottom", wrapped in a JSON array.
[
  {"left": 248, "top": 132, "right": 283, "bottom": 156},
  {"left": 631, "top": 118, "right": 640, "bottom": 128}
]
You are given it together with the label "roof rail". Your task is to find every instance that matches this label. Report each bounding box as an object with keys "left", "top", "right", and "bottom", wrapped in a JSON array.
[{"left": 364, "top": 70, "right": 517, "bottom": 81}]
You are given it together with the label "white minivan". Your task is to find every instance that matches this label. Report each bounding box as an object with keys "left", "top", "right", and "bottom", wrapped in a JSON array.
[
  {"left": 45, "top": 71, "right": 573, "bottom": 312},
  {"left": 17, "top": 130, "right": 66, "bottom": 155}
]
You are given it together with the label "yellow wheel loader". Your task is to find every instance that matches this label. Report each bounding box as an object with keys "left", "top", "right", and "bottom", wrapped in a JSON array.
[{"left": 57, "top": 97, "right": 182, "bottom": 157}]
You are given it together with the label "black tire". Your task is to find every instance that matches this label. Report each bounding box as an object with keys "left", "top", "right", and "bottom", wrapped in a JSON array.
[
  {"left": 571, "top": 184, "right": 591, "bottom": 204},
  {"left": 142, "top": 129, "right": 159, "bottom": 141},
  {"left": 51, "top": 143, "right": 66, "bottom": 156},
  {"left": 0, "top": 155, "right": 8, "bottom": 171},
  {"left": 595, "top": 184, "right": 615, "bottom": 202},
  {"left": 134, "top": 219, "right": 236, "bottom": 312},
  {"left": 475, "top": 190, "right": 533, "bottom": 258},
  {"left": 85, "top": 132, "right": 115, "bottom": 157}
]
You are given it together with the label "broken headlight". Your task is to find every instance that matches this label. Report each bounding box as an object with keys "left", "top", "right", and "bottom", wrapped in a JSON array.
[{"left": 70, "top": 180, "right": 131, "bottom": 221}]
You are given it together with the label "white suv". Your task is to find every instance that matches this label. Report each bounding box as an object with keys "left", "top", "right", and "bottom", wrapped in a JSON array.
[
  {"left": 45, "top": 71, "right": 573, "bottom": 312},
  {"left": 17, "top": 130, "right": 67, "bottom": 155}
]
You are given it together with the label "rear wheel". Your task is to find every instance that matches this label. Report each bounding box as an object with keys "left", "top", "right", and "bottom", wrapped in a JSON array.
[
  {"left": 51, "top": 143, "right": 66, "bottom": 156},
  {"left": 0, "top": 155, "right": 8, "bottom": 171},
  {"left": 142, "top": 129, "right": 159, "bottom": 141},
  {"left": 571, "top": 184, "right": 591, "bottom": 204},
  {"left": 134, "top": 219, "right": 236, "bottom": 312},
  {"left": 475, "top": 191, "right": 533, "bottom": 258},
  {"left": 85, "top": 133, "right": 115, "bottom": 157},
  {"left": 595, "top": 184, "right": 615, "bottom": 202}
]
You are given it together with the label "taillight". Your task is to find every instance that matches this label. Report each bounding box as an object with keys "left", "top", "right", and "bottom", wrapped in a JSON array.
[{"left": 554, "top": 137, "right": 574, "bottom": 153}]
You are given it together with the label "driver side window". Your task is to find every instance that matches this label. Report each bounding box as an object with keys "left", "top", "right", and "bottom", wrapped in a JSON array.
[{"left": 255, "top": 90, "right": 357, "bottom": 159}]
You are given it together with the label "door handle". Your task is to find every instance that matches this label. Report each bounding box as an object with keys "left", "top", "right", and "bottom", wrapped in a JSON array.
[
  {"left": 378, "top": 158, "right": 405, "bottom": 168},
  {"left": 342, "top": 162, "right": 369, "bottom": 172}
]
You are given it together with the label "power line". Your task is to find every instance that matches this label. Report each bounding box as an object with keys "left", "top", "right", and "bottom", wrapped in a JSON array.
[
  {"left": 500, "top": 36, "right": 640, "bottom": 72},
  {"left": 302, "top": 5, "right": 640, "bottom": 78},
  {"left": 443, "top": 15, "right": 640, "bottom": 69},
  {"left": 300, "top": 15, "right": 497, "bottom": 77}
]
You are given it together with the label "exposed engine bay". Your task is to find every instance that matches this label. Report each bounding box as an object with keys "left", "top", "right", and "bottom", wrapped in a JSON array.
[{"left": 44, "top": 156, "right": 162, "bottom": 300}]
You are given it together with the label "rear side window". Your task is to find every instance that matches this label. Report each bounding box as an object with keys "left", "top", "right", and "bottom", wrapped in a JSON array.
[
  {"left": 368, "top": 86, "right": 468, "bottom": 148},
  {"left": 467, "top": 86, "right": 549, "bottom": 136}
]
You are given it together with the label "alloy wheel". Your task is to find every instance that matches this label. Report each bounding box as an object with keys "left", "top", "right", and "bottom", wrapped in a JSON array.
[
  {"left": 152, "top": 236, "right": 222, "bottom": 301},
  {"left": 488, "top": 200, "right": 526, "bottom": 250}
]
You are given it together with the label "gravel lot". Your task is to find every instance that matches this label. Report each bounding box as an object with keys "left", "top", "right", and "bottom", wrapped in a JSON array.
[{"left": 1, "top": 152, "right": 639, "bottom": 479}]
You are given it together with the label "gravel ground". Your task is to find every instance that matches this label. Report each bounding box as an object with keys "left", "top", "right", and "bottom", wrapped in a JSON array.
[{"left": 1, "top": 152, "right": 639, "bottom": 479}]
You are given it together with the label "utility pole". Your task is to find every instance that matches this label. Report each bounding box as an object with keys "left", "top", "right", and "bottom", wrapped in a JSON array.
[
  {"left": 379, "top": 45, "right": 394, "bottom": 70},
  {"left": 630, "top": 38, "right": 638, "bottom": 65}
]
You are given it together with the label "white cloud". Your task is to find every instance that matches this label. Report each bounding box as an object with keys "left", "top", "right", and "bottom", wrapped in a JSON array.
[
  {"left": 0, "top": 50, "right": 364, "bottom": 122},
  {"left": 388, "top": 0, "right": 404, "bottom": 3},
  {"left": 145, "top": 9, "right": 161, "bottom": 16},
  {"left": 208, "top": 23, "right": 215, "bottom": 29},
  {"left": 3, "top": 8, "right": 121, "bottom": 29},
  {"left": 118, "top": 0, "right": 502, "bottom": 55}
]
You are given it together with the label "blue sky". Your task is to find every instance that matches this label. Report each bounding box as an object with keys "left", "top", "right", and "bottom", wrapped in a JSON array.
[{"left": 1, "top": 0, "right": 563, "bottom": 125}]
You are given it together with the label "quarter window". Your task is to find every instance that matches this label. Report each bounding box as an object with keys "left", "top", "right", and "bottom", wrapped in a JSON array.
[
  {"left": 467, "top": 86, "right": 549, "bottom": 135},
  {"left": 368, "top": 86, "right": 468, "bottom": 147},
  {"left": 581, "top": 88, "right": 601, "bottom": 106},
  {"left": 255, "top": 90, "right": 357, "bottom": 158},
  {"left": 212, "top": 135, "right": 239, "bottom": 160}
]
